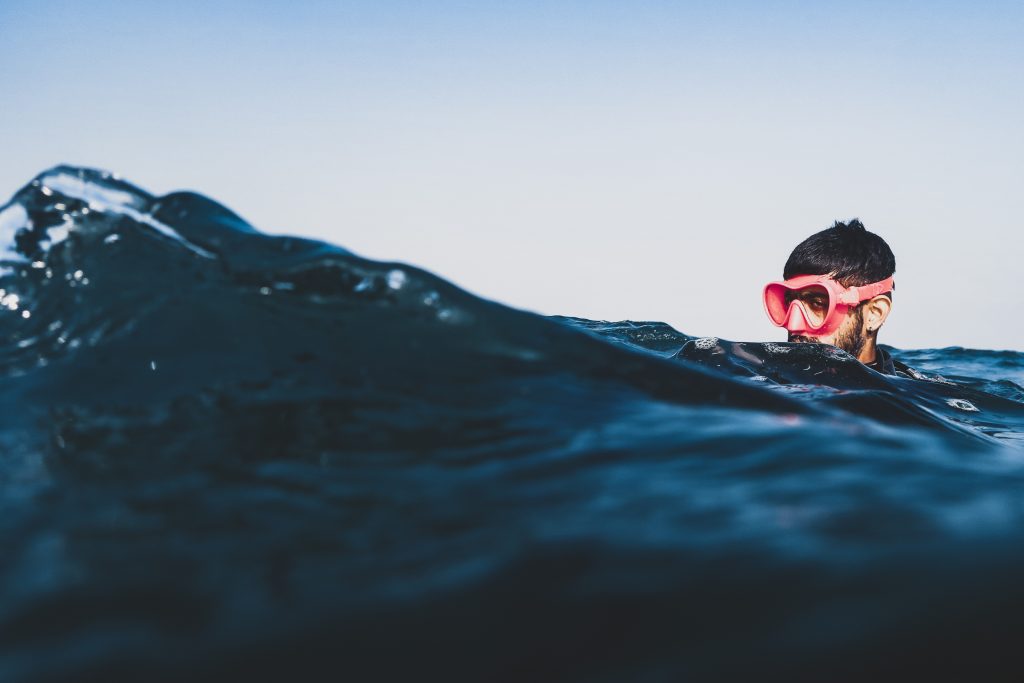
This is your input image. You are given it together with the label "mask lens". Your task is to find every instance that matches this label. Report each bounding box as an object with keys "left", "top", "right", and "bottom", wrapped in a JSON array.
[
  {"left": 764, "top": 283, "right": 792, "bottom": 324},
  {"left": 787, "top": 285, "right": 831, "bottom": 328}
]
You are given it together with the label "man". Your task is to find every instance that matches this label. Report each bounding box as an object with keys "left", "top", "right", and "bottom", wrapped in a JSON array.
[{"left": 763, "top": 219, "right": 914, "bottom": 376}]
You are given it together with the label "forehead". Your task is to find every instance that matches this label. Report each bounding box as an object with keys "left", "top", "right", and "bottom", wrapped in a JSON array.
[{"left": 786, "top": 286, "right": 828, "bottom": 297}]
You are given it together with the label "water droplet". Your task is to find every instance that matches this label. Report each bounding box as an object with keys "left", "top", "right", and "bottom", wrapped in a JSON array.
[
  {"left": 764, "top": 343, "right": 791, "bottom": 355},
  {"left": 103, "top": 233, "right": 120, "bottom": 244},
  {"left": 150, "top": 361, "right": 157, "bottom": 371},
  {"left": 21, "top": 310, "right": 30, "bottom": 319},
  {"left": 946, "top": 398, "right": 979, "bottom": 412},
  {"left": 259, "top": 287, "right": 271, "bottom": 295},
  {"left": 387, "top": 269, "right": 407, "bottom": 290}
]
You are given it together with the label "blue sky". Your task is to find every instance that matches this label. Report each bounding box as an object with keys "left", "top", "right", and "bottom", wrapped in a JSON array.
[{"left": 2, "top": 1, "right": 1022, "bottom": 350}]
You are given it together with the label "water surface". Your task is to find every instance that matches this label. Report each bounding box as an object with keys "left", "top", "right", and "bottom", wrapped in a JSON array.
[{"left": 1, "top": 167, "right": 1023, "bottom": 681}]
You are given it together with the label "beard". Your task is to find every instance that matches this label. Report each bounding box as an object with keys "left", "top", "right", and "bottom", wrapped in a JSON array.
[{"left": 835, "top": 318, "right": 867, "bottom": 357}]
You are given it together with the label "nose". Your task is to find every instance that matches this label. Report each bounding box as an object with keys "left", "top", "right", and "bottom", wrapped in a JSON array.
[{"left": 783, "top": 302, "right": 812, "bottom": 333}]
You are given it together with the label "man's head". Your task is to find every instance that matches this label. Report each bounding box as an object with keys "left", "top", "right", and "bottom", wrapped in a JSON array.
[{"left": 769, "top": 219, "right": 895, "bottom": 358}]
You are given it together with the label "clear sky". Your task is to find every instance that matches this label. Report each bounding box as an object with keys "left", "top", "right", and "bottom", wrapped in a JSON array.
[{"left": 2, "top": 1, "right": 1021, "bottom": 350}]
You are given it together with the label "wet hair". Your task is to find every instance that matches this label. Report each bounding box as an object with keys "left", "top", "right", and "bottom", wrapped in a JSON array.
[{"left": 783, "top": 219, "right": 895, "bottom": 297}]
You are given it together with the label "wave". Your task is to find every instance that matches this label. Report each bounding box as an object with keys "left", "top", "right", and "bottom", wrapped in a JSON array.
[{"left": 1, "top": 166, "right": 1022, "bottom": 681}]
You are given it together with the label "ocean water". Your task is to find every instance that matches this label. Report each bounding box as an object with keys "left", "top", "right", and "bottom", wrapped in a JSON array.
[{"left": 1, "top": 166, "right": 1023, "bottom": 682}]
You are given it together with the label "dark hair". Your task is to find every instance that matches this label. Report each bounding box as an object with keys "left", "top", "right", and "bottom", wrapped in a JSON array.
[{"left": 783, "top": 219, "right": 895, "bottom": 294}]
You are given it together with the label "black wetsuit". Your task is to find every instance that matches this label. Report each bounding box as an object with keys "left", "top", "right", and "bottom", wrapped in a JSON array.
[{"left": 866, "top": 346, "right": 920, "bottom": 379}]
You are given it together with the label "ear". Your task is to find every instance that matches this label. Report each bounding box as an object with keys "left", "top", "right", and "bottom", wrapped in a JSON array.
[{"left": 864, "top": 295, "right": 893, "bottom": 333}]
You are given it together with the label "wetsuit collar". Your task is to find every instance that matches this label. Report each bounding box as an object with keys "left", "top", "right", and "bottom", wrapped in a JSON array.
[{"left": 866, "top": 347, "right": 898, "bottom": 375}]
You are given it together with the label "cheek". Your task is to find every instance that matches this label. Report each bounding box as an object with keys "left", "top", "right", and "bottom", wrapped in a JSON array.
[{"left": 838, "top": 310, "right": 865, "bottom": 336}]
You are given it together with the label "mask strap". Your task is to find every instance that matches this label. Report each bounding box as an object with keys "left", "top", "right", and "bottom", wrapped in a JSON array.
[{"left": 845, "top": 276, "right": 895, "bottom": 305}]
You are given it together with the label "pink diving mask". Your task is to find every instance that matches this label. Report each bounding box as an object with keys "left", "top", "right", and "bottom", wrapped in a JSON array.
[{"left": 763, "top": 274, "right": 894, "bottom": 336}]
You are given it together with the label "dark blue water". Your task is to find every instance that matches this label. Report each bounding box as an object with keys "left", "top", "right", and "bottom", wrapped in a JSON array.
[{"left": 2, "top": 166, "right": 1023, "bottom": 682}]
